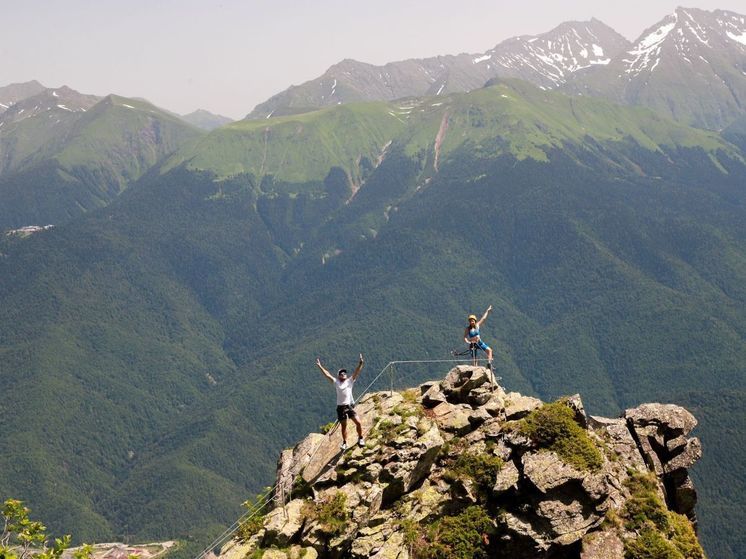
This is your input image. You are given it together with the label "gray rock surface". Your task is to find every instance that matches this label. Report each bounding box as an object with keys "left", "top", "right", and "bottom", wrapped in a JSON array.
[
  {"left": 504, "top": 392, "right": 543, "bottom": 419},
  {"left": 581, "top": 529, "right": 625, "bottom": 559},
  {"left": 222, "top": 365, "right": 703, "bottom": 559},
  {"left": 493, "top": 459, "right": 520, "bottom": 493},
  {"left": 522, "top": 451, "right": 584, "bottom": 493}
]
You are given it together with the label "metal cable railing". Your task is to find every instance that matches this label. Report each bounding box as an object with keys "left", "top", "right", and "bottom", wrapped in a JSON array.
[{"left": 191, "top": 356, "right": 486, "bottom": 559}]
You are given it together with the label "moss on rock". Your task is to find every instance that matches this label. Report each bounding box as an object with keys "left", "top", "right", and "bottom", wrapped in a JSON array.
[{"left": 515, "top": 401, "right": 604, "bottom": 471}]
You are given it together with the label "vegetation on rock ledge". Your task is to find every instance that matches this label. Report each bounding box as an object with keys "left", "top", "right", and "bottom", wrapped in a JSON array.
[
  {"left": 514, "top": 401, "right": 604, "bottom": 471},
  {"left": 402, "top": 505, "right": 494, "bottom": 559},
  {"left": 621, "top": 471, "right": 704, "bottom": 559}
]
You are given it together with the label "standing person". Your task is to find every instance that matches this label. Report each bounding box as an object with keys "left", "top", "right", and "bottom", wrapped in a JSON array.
[
  {"left": 464, "top": 305, "right": 494, "bottom": 369},
  {"left": 316, "top": 354, "right": 365, "bottom": 450}
]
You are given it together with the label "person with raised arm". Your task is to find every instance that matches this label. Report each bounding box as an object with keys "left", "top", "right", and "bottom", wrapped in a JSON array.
[
  {"left": 316, "top": 354, "right": 365, "bottom": 451},
  {"left": 464, "top": 305, "right": 494, "bottom": 369}
]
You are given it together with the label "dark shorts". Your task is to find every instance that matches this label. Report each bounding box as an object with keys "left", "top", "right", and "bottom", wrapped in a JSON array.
[
  {"left": 336, "top": 405, "right": 357, "bottom": 422},
  {"left": 475, "top": 340, "right": 490, "bottom": 352}
]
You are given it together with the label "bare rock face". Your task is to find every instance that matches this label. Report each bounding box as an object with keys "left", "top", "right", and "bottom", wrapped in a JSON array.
[
  {"left": 522, "top": 451, "right": 585, "bottom": 493},
  {"left": 581, "top": 529, "right": 625, "bottom": 559},
  {"left": 262, "top": 499, "right": 306, "bottom": 547},
  {"left": 624, "top": 403, "right": 702, "bottom": 519},
  {"left": 504, "top": 392, "right": 543, "bottom": 420},
  {"left": 222, "top": 365, "right": 704, "bottom": 559}
]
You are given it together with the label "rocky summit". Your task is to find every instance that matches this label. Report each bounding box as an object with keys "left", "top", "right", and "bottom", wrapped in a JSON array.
[{"left": 218, "top": 365, "right": 704, "bottom": 558}]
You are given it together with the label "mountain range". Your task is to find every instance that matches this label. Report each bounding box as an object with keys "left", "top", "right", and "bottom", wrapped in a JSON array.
[
  {"left": 2, "top": 78, "right": 746, "bottom": 559},
  {"left": 248, "top": 7, "right": 746, "bottom": 130},
  {"left": 1, "top": 7, "right": 746, "bottom": 559},
  {"left": 247, "top": 18, "right": 631, "bottom": 119}
]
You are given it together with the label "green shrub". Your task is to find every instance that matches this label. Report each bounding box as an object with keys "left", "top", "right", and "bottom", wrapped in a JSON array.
[
  {"left": 302, "top": 492, "right": 349, "bottom": 536},
  {"left": 625, "top": 526, "right": 683, "bottom": 559},
  {"left": 0, "top": 499, "right": 91, "bottom": 559},
  {"left": 235, "top": 490, "right": 273, "bottom": 542},
  {"left": 291, "top": 474, "right": 313, "bottom": 500},
  {"left": 447, "top": 453, "right": 504, "bottom": 494},
  {"left": 516, "top": 401, "right": 603, "bottom": 471},
  {"left": 402, "top": 388, "right": 420, "bottom": 404},
  {"left": 403, "top": 506, "right": 493, "bottom": 559},
  {"left": 319, "top": 421, "right": 336, "bottom": 434},
  {"left": 621, "top": 471, "right": 704, "bottom": 559},
  {"left": 393, "top": 401, "right": 423, "bottom": 421}
]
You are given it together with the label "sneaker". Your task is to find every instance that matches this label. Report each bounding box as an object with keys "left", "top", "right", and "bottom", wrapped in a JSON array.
[
  {"left": 357, "top": 438, "right": 365, "bottom": 447},
  {"left": 340, "top": 442, "right": 347, "bottom": 451}
]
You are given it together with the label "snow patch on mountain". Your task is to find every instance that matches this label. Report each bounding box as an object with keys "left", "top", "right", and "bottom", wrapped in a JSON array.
[
  {"left": 485, "top": 20, "right": 630, "bottom": 86},
  {"left": 727, "top": 31, "right": 746, "bottom": 45},
  {"left": 624, "top": 15, "right": 677, "bottom": 75}
]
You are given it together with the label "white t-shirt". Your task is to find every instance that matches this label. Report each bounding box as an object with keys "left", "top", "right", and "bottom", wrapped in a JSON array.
[{"left": 334, "top": 377, "right": 355, "bottom": 406}]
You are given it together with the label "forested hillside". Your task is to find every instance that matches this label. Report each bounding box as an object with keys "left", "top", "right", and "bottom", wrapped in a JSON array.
[{"left": 1, "top": 81, "right": 745, "bottom": 558}]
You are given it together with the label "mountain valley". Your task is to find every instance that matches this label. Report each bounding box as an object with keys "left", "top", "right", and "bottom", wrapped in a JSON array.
[{"left": 2, "top": 8, "right": 746, "bottom": 559}]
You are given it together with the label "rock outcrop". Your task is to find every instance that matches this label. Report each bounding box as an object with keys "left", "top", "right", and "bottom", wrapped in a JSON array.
[{"left": 223, "top": 365, "right": 704, "bottom": 559}]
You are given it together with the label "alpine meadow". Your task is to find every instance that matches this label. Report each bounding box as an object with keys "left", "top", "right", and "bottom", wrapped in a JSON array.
[{"left": 2, "top": 6, "right": 746, "bottom": 559}]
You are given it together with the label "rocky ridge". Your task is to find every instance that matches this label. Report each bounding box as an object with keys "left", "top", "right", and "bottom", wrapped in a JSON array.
[
  {"left": 246, "top": 19, "right": 629, "bottom": 119},
  {"left": 219, "top": 365, "right": 704, "bottom": 559},
  {"left": 0, "top": 81, "right": 47, "bottom": 114}
]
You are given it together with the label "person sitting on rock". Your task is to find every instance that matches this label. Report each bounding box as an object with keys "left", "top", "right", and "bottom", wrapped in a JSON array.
[
  {"left": 464, "top": 305, "right": 493, "bottom": 369},
  {"left": 316, "top": 354, "right": 365, "bottom": 451}
]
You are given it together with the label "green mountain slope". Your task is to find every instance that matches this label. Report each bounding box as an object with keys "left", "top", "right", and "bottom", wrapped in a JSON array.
[
  {"left": 0, "top": 93, "right": 203, "bottom": 229},
  {"left": 165, "top": 102, "right": 406, "bottom": 186},
  {"left": 1, "top": 83, "right": 745, "bottom": 558}
]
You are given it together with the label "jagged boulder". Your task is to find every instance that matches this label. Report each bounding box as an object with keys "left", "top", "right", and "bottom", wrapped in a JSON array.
[
  {"left": 493, "top": 459, "right": 520, "bottom": 493},
  {"left": 224, "top": 366, "right": 704, "bottom": 559},
  {"left": 429, "top": 401, "right": 472, "bottom": 435},
  {"left": 536, "top": 492, "right": 603, "bottom": 545},
  {"left": 624, "top": 403, "right": 702, "bottom": 519},
  {"left": 380, "top": 423, "right": 443, "bottom": 502},
  {"left": 262, "top": 498, "right": 306, "bottom": 547},
  {"left": 522, "top": 451, "right": 585, "bottom": 493},
  {"left": 504, "top": 392, "right": 542, "bottom": 420},
  {"left": 350, "top": 519, "right": 408, "bottom": 559},
  {"left": 625, "top": 403, "right": 698, "bottom": 436}
]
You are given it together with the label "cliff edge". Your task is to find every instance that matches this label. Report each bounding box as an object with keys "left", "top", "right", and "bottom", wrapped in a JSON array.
[{"left": 220, "top": 365, "right": 704, "bottom": 558}]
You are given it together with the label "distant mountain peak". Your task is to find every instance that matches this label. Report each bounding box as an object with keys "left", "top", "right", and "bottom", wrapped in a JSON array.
[
  {"left": 247, "top": 18, "right": 629, "bottom": 119},
  {"left": 621, "top": 7, "right": 746, "bottom": 77},
  {"left": 564, "top": 6, "right": 746, "bottom": 129},
  {"left": 180, "top": 108, "right": 234, "bottom": 130},
  {"left": 0, "top": 86, "right": 100, "bottom": 128},
  {"left": 0, "top": 80, "right": 47, "bottom": 114},
  {"left": 482, "top": 18, "right": 629, "bottom": 87}
]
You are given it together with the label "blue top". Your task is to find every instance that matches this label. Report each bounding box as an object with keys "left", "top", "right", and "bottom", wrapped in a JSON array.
[{"left": 468, "top": 327, "right": 480, "bottom": 339}]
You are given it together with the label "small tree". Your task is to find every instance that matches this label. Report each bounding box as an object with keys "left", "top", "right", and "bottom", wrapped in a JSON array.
[{"left": 0, "top": 499, "right": 92, "bottom": 559}]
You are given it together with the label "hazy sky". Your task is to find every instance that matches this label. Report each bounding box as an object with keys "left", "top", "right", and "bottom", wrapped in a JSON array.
[{"left": 2, "top": 0, "right": 744, "bottom": 119}]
